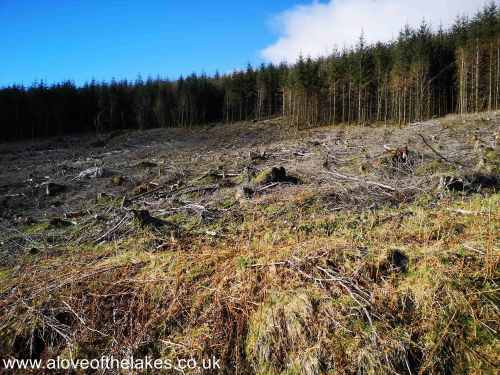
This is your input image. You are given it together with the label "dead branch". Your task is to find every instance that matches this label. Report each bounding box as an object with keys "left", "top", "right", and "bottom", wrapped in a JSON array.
[
  {"left": 129, "top": 185, "right": 165, "bottom": 201},
  {"left": 94, "top": 213, "right": 131, "bottom": 244},
  {"left": 326, "top": 169, "right": 397, "bottom": 192},
  {"left": 61, "top": 300, "right": 108, "bottom": 337},
  {"left": 256, "top": 182, "right": 279, "bottom": 192},
  {"left": 23, "top": 265, "right": 133, "bottom": 302},
  {"left": 462, "top": 244, "right": 485, "bottom": 255},
  {"left": 446, "top": 208, "right": 484, "bottom": 216},
  {"left": 172, "top": 184, "right": 219, "bottom": 198}
]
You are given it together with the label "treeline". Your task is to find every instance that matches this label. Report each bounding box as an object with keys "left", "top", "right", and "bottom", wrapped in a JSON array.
[
  {"left": 0, "top": 67, "right": 288, "bottom": 140},
  {"left": 1, "top": 3, "right": 500, "bottom": 141},
  {"left": 284, "top": 2, "right": 500, "bottom": 127}
]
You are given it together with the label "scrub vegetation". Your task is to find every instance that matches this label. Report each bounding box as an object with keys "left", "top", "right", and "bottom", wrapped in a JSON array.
[{"left": 0, "top": 110, "right": 498, "bottom": 374}]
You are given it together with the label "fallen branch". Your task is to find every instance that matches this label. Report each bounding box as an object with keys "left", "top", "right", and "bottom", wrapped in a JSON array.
[
  {"left": 129, "top": 185, "right": 165, "bottom": 201},
  {"left": 462, "top": 244, "right": 485, "bottom": 255},
  {"left": 94, "top": 214, "right": 130, "bottom": 244},
  {"left": 61, "top": 300, "right": 108, "bottom": 337},
  {"left": 326, "top": 169, "right": 397, "bottom": 192},
  {"left": 195, "top": 171, "right": 240, "bottom": 181},
  {"left": 250, "top": 261, "right": 288, "bottom": 268},
  {"left": 172, "top": 184, "right": 219, "bottom": 198},
  {"left": 256, "top": 182, "right": 279, "bottom": 192},
  {"left": 446, "top": 208, "right": 484, "bottom": 216},
  {"left": 23, "top": 264, "right": 136, "bottom": 303}
]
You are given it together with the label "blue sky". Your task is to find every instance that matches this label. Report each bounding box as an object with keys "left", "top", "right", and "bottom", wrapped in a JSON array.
[
  {"left": 0, "top": 0, "right": 304, "bottom": 86},
  {"left": 1, "top": 0, "right": 488, "bottom": 87}
]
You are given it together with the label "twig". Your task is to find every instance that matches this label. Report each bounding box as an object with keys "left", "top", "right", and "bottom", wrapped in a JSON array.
[
  {"left": 250, "top": 261, "right": 288, "bottom": 268},
  {"left": 94, "top": 214, "right": 130, "bottom": 244},
  {"left": 327, "top": 169, "right": 396, "bottom": 192},
  {"left": 195, "top": 171, "right": 240, "bottom": 181},
  {"left": 20, "top": 301, "right": 71, "bottom": 343},
  {"left": 172, "top": 184, "right": 219, "bottom": 198},
  {"left": 447, "top": 208, "right": 484, "bottom": 216},
  {"left": 256, "top": 182, "right": 279, "bottom": 192},
  {"left": 0, "top": 223, "right": 39, "bottom": 246},
  {"left": 21, "top": 265, "right": 132, "bottom": 302},
  {"left": 213, "top": 173, "right": 240, "bottom": 177},
  {"left": 462, "top": 244, "right": 485, "bottom": 255},
  {"left": 129, "top": 186, "right": 165, "bottom": 201},
  {"left": 160, "top": 339, "right": 187, "bottom": 348},
  {"left": 61, "top": 300, "right": 108, "bottom": 337}
]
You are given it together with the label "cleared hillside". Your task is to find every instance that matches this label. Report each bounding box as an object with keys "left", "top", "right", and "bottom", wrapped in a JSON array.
[{"left": 0, "top": 113, "right": 499, "bottom": 374}]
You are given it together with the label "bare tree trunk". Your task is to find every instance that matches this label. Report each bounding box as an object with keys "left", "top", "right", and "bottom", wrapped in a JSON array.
[{"left": 476, "top": 39, "right": 480, "bottom": 112}]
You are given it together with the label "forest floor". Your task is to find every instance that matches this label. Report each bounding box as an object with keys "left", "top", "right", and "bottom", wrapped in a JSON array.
[{"left": 0, "top": 112, "right": 499, "bottom": 374}]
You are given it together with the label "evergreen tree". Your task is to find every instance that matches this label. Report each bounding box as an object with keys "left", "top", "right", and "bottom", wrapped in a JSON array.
[{"left": 1, "top": 3, "right": 499, "bottom": 141}]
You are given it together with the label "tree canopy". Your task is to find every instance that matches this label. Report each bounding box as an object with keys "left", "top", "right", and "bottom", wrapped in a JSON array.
[{"left": 1, "top": 3, "right": 499, "bottom": 140}]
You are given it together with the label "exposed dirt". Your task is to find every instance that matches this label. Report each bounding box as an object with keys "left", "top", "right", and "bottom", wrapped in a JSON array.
[
  {"left": 1, "top": 114, "right": 498, "bottom": 228},
  {"left": 0, "top": 116, "right": 496, "bottom": 257},
  {"left": 0, "top": 113, "right": 498, "bottom": 374},
  {"left": 1, "top": 111, "right": 498, "bottom": 270}
]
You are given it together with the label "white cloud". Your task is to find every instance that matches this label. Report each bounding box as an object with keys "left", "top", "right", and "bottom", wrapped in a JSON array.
[{"left": 261, "top": 0, "right": 492, "bottom": 64}]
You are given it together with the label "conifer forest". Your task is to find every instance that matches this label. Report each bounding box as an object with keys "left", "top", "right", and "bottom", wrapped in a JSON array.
[
  {"left": 1, "top": 3, "right": 499, "bottom": 374},
  {"left": 1, "top": 4, "right": 500, "bottom": 140}
]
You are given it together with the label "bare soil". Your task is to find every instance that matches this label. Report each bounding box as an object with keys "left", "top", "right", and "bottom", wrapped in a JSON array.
[
  {"left": 0, "top": 113, "right": 498, "bottom": 374},
  {"left": 1, "top": 114, "right": 496, "bottom": 222}
]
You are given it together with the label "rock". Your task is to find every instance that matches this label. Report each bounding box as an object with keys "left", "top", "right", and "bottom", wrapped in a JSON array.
[
  {"left": 45, "top": 182, "right": 66, "bottom": 196},
  {"left": 75, "top": 167, "right": 111, "bottom": 180}
]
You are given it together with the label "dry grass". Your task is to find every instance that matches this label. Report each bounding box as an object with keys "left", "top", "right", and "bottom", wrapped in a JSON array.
[{"left": 0, "top": 113, "right": 499, "bottom": 374}]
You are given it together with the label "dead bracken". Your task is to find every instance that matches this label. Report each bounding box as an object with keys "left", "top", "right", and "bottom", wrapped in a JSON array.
[{"left": 0, "top": 112, "right": 498, "bottom": 374}]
